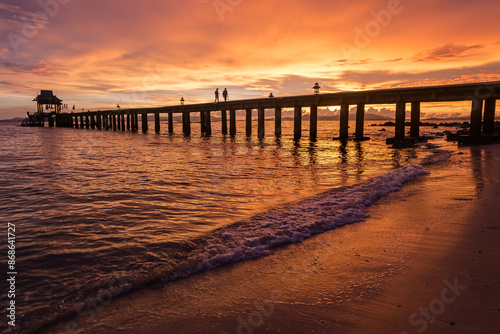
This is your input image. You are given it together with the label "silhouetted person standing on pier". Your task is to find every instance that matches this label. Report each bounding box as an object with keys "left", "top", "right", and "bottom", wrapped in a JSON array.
[
  {"left": 215, "top": 88, "right": 219, "bottom": 102},
  {"left": 223, "top": 88, "right": 228, "bottom": 101}
]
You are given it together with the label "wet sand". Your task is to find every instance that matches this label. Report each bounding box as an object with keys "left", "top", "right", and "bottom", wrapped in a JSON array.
[{"left": 41, "top": 143, "right": 500, "bottom": 334}]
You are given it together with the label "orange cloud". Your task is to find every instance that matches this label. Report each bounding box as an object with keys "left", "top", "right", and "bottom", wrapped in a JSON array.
[{"left": 1, "top": 0, "right": 500, "bottom": 118}]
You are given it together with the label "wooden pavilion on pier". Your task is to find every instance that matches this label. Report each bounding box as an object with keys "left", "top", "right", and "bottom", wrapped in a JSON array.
[
  {"left": 23, "top": 90, "right": 64, "bottom": 127},
  {"left": 34, "top": 90, "right": 63, "bottom": 113}
]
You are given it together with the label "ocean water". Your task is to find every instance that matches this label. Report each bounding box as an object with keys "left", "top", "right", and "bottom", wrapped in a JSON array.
[{"left": 0, "top": 119, "right": 455, "bottom": 333}]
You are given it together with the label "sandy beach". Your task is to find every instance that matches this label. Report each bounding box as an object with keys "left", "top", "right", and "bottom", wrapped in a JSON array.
[{"left": 40, "top": 142, "right": 500, "bottom": 334}]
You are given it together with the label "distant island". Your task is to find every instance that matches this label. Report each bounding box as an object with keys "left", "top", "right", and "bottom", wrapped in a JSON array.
[{"left": 0, "top": 117, "right": 25, "bottom": 122}]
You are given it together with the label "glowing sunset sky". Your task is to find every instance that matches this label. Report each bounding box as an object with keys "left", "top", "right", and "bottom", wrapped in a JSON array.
[{"left": 1, "top": 0, "right": 500, "bottom": 119}]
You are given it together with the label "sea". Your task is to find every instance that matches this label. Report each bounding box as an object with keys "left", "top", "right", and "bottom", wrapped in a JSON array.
[{"left": 0, "top": 119, "right": 457, "bottom": 333}]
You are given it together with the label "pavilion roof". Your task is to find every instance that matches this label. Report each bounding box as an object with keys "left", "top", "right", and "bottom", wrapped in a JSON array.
[{"left": 33, "top": 90, "right": 63, "bottom": 104}]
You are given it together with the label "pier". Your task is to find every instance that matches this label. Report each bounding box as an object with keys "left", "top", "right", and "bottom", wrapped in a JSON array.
[{"left": 41, "top": 82, "right": 500, "bottom": 144}]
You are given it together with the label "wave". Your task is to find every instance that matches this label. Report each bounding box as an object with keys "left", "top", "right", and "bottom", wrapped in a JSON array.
[
  {"left": 164, "top": 153, "right": 443, "bottom": 281},
  {"left": 26, "top": 149, "right": 451, "bottom": 334}
]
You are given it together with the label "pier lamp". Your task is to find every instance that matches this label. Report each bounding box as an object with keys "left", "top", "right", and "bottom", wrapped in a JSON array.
[
  {"left": 269, "top": 93, "right": 274, "bottom": 98},
  {"left": 313, "top": 83, "right": 321, "bottom": 95},
  {"left": 180, "top": 97, "right": 185, "bottom": 105}
]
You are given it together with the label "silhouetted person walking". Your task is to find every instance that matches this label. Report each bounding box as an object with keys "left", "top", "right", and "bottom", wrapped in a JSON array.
[
  {"left": 223, "top": 88, "right": 228, "bottom": 101},
  {"left": 215, "top": 88, "right": 219, "bottom": 102}
]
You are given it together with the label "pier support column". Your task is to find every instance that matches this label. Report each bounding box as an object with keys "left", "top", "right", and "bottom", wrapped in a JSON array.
[
  {"left": 116, "top": 114, "right": 120, "bottom": 130},
  {"left": 395, "top": 102, "right": 406, "bottom": 141},
  {"left": 90, "top": 115, "right": 95, "bottom": 129},
  {"left": 48, "top": 115, "right": 54, "bottom": 127},
  {"left": 205, "top": 111, "right": 211, "bottom": 136},
  {"left": 483, "top": 98, "right": 496, "bottom": 135},
  {"left": 154, "top": 113, "right": 160, "bottom": 134},
  {"left": 221, "top": 109, "right": 228, "bottom": 136},
  {"left": 86, "top": 115, "right": 90, "bottom": 129},
  {"left": 258, "top": 107, "right": 265, "bottom": 140},
  {"left": 470, "top": 97, "right": 483, "bottom": 137},
  {"left": 168, "top": 112, "right": 173, "bottom": 134},
  {"left": 200, "top": 111, "right": 206, "bottom": 135},
  {"left": 310, "top": 105, "right": 318, "bottom": 141},
  {"left": 80, "top": 115, "right": 84, "bottom": 129},
  {"left": 275, "top": 107, "right": 282, "bottom": 137},
  {"left": 113, "top": 114, "right": 117, "bottom": 131},
  {"left": 294, "top": 105, "right": 302, "bottom": 141},
  {"left": 229, "top": 109, "right": 236, "bottom": 137},
  {"left": 142, "top": 113, "right": 148, "bottom": 133},
  {"left": 183, "top": 111, "right": 191, "bottom": 136},
  {"left": 130, "top": 114, "right": 134, "bottom": 132},
  {"left": 410, "top": 102, "right": 420, "bottom": 138},
  {"left": 355, "top": 103, "right": 365, "bottom": 140},
  {"left": 102, "top": 114, "right": 107, "bottom": 130},
  {"left": 246, "top": 108, "right": 252, "bottom": 137},
  {"left": 126, "top": 113, "right": 130, "bottom": 130},
  {"left": 74, "top": 115, "right": 79, "bottom": 128},
  {"left": 339, "top": 103, "right": 349, "bottom": 140},
  {"left": 121, "top": 114, "right": 125, "bottom": 131},
  {"left": 134, "top": 114, "right": 139, "bottom": 131},
  {"left": 96, "top": 114, "right": 102, "bottom": 130}
]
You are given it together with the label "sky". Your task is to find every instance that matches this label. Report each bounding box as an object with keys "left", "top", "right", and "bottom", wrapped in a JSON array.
[{"left": 1, "top": 0, "right": 500, "bottom": 119}]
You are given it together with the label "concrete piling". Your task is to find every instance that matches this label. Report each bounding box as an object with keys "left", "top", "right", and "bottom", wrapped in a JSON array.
[
  {"left": 310, "top": 105, "right": 318, "bottom": 141},
  {"left": 470, "top": 98, "right": 483, "bottom": 137},
  {"left": 142, "top": 113, "right": 148, "bottom": 133},
  {"left": 294, "top": 105, "right": 302, "bottom": 141},
  {"left": 395, "top": 102, "right": 406, "bottom": 141},
  {"left": 339, "top": 103, "right": 349, "bottom": 140},
  {"left": 246, "top": 108, "right": 252, "bottom": 137},
  {"left": 355, "top": 103, "right": 365, "bottom": 140},
  {"left": 275, "top": 107, "right": 282, "bottom": 137},
  {"left": 155, "top": 113, "right": 160, "bottom": 134},
  {"left": 229, "top": 109, "right": 236, "bottom": 137},
  {"left": 483, "top": 98, "right": 496, "bottom": 135},
  {"left": 410, "top": 102, "right": 420, "bottom": 138},
  {"left": 221, "top": 109, "right": 228, "bottom": 136},
  {"left": 258, "top": 107, "right": 265, "bottom": 140},
  {"left": 168, "top": 112, "right": 173, "bottom": 134}
]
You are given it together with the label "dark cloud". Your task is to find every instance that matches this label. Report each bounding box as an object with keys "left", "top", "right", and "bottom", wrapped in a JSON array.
[
  {"left": 414, "top": 43, "right": 484, "bottom": 62},
  {"left": 337, "top": 61, "right": 500, "bottom": 87},
  {"left": 0, "top": 60, "right": 65, "bottom": 76},
  {"left": 383, "top": 58, "right": 403, "bottom": 63}
]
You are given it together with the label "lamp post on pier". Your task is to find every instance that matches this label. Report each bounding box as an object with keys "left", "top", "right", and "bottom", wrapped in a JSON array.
[{"left": 313, "top": 83, "right": 321, "bottom": 95}]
